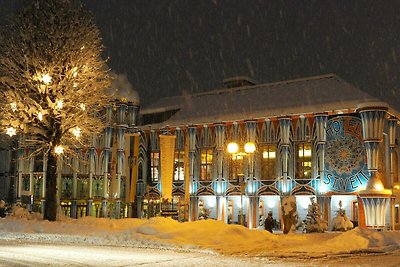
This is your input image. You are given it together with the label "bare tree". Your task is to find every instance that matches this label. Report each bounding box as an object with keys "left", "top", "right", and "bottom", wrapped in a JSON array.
[{"left": 0, "top": 0, "right": 112, "bottom": 221}]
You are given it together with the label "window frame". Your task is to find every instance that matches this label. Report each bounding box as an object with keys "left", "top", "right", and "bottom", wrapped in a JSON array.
[
  {"left": 174, "top": 150, "right": 185, "bottom": 181},
  {"left": 260, "top": 144, "right": 277, "bottom": 180},
  {"left": 295, "top": 142, "right": 312, "bottom": 180},
  {"left": 150, "top": 151, "right": 160, "bottom": 182},
  {"left": 200, "top": 148, "right": 213, "bottom": 181}
]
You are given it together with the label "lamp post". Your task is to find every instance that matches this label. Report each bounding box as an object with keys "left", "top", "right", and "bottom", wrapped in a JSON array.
[{"left": 227, "top": 141, "right": 256, "bottom": 227}]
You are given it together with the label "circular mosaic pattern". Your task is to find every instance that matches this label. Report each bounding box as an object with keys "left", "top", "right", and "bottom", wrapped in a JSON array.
[{"left": 325, "top": 135, "right": 364, "bottom": 176}]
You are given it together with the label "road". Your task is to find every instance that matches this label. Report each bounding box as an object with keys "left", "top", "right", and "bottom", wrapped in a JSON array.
[{"left": 0, "top": 240, "right": 399, "bottom": 267}]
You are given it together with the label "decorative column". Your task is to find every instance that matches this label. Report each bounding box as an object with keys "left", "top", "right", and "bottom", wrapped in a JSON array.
[
  {"left": 28, "top": 154, "right": 34, "bottom": 211},
  {"left": 314, "top": 113, "right": 328, "bottom": 220},
  {"left": 278, "top": 117, "right": 292, "bottom": 194},
  {"left": 358, "top": 104, "right": 392, "bottom": 229},
  {"left": 388, "top": 117, "right": 397, "bottom": 230},
  {"left": 314, "top": 114, "right": 328, "bottom": 192},
  {"left": 86, "top": 147, "right": 95, "bottom": 216},
  {"left": 16, "top": 135, "right": 24, "bottom": 203},
  {"left": 71, "top": 152, "right": 79, "bottom": 218},
  {"left": 114, "top": 104, "right": 127, "bottom": 219},
  {"left": 56, "top": 156, "right": 62, "bottom": 211},
  {"left": 102, "top": 126, "right": 113, "bottom": 217},
  {"left": 215, "top": 124, "right": 226, "bottom": 221},
  {"left": 115, "top": 126, "right": 126, "bottom": 219},
  {"left": 188, "top": 126, "right": 197, "bottom": 221},
  {"left": 245, "top": 120, "right": 257, "bottom": 228},
  {"left": 41, "top": 154, "right": 47, "bottom": 214},
  {"left": 388, "top": 117, "right": 397, "bottom": 188}
]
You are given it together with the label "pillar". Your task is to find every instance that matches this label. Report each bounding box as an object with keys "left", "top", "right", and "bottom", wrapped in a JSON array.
[
  {"left": 188, "top": 126, "right": 197, "bottom": 221},
  {"left": 279, "top": 117, "right": 291, "bottom": 194},
  {"left": 358, "top": 104, "right": 392, "bottom": 229},
  {"left": 245, "top": 120, "right": 257, "bottom": 228},
  {"left": 41, "top": 153, "right": 47, "bottom": 214},
  {"left": 215, "top": 124, "right": 225, "bottom": 221},
  {"left": 71, "top": 153, "right": 78, "bottom": 219}
]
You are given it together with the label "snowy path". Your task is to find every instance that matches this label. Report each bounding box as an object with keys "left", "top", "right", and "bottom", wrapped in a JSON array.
[
  {"left": 0, "top": 237, "right": 399, "bottom": 267},
  {"left": 0, "top": 239, "right": 286, "bottom": 267}
]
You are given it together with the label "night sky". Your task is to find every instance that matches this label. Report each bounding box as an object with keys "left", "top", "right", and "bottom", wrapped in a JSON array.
[{"left": 1, "top": 0, "right": 400, "bottom": 107}]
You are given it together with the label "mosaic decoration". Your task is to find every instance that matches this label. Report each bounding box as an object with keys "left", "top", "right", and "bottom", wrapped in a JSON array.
[{"left": 324, "top": 115, "right": 370, "bottom": 192}]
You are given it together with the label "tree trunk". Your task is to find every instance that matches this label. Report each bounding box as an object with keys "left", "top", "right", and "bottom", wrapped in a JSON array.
[{"left": 44, "top": 151, "right": 58, "bottom": 221}]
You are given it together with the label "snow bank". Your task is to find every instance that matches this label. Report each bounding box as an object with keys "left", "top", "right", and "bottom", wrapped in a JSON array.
[{"left": 0, "top": 214, "right": 399, "bottom": 257}]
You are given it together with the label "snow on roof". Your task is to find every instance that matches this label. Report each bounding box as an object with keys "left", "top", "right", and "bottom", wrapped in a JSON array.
[
  {"left": 141, "top": 74, "right": 390, "bottom": 128},
  {"left": 108, "top": 73, "right": 140, "bottom": 105}
]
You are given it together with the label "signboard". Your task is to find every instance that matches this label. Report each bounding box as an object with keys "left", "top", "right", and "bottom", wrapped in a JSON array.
[
  {"left": 324, "top": 115, "right": 370, "bottom": 192},
  {"left": 159, "top": 135, "right": 176, "bottom": 202},
  {"left": 161, "top": 210, "right": 178, "bottom": 217}
]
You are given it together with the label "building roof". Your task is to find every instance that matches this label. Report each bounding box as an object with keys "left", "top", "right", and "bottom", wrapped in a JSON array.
[{"left": 141, "top": 74, "right": 397, "bottom": 128}]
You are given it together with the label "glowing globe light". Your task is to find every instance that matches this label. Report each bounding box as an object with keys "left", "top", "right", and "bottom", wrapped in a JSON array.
[
  {"left": 6, "top": 127, "right": 16, "bottom": 137},
  {"left": 227, "top": 142, "right": 239, "bottom": 154},
  {"left": 244, "top": 142, "right": 256, "bottom": 153},
  {"left": 54, "top": 145, "right": 64, "bottom": 155},
  {"left": 41, "top": 73, "right": 52, "bottom": 84}
]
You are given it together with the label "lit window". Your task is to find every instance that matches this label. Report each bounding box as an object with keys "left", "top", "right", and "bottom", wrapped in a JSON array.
[
  {"left": 174, "top": 150, "right": 185, "bottom": 181},
  {"left": 151, "top": 152, "right": 159, "bottom": 182},
  {"left": 261, "top": 145, "right": 276, "bottom": 180},
  {"left": 229, "top": 153, "right": 244, "bottom": 181},
  {"left": 200, "top": 149, "right": 213, "bottom": 181},
  {"left": 296, "top": 143, "right": 312, "bottom": 179}
]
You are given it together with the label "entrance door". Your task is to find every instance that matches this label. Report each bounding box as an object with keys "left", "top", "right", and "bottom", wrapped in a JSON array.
[{"left": 352, "top": 201, "right": 359, "bottom": 224}]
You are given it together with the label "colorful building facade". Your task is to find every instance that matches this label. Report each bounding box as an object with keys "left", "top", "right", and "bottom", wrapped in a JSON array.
[
  {"left": 139, "top": 74, "right": 400, "bottom": 230},
  {"left": 1, "top": 74, "right": 400, "bottom": 230}
]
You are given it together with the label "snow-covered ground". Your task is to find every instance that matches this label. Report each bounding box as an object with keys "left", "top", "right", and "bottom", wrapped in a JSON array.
[{"left": 0, "top": 207, "right": 400, "bottom": 266}]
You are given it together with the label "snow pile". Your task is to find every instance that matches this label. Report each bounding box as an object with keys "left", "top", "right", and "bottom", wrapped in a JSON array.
[
  {"left": 304, "top": 196, "right": 328, "bottom": 233},
  {"left": 331, "top": 200, "right": 353, "bottom": 232},
  {"left": 0, "top": 214, "right": 399, "bottom": 257}
]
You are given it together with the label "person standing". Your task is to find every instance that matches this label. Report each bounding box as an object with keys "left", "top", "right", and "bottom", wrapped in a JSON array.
[{"left": 264, "top": 211, "right": 274, "bottom": 233}]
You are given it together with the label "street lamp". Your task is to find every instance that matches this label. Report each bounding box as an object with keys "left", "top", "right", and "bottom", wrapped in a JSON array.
[{"left": 227, "top": 141, "right": 256, "bottom": 226}]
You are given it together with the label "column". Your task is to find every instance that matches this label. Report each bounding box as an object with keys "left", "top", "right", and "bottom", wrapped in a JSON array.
[
  {"left": 278, "top": 117, "right": 291, "bottom": 194},
  {"left": 188, "top": 126, "right": 197, "bottom": 221},
  {"left": 215, "top": 124, "right": 225, "bottom": 221},
  {"left": 358, "top": 104, "right": 392, "bottom": 229},
  {"left": 245, "top": 120, "right": 257, "bottom": 228},
  {"left": 71, "top": 152, "right": 78, "bottom": 218},
  {"left": 115, "top": 125, "right": 126, "bottom": 219},
  {"left": 41, "top": 153, "right": 47, "bottom": 214},
  {"left": 388, "top": 117, "right": 397, "bottom": 230},
  {"left": 314, "top": 113, "right": 328, "bottom": 219},
  {"left": 86, "top": 147, "right": 94, "bottom": 216}
]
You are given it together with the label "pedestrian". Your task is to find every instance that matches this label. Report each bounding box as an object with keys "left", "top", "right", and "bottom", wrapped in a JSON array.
[
  {"left": 264, "top": 211, "right": 274, "bottom": 233},
  {"left": 0, "top": 200, "right": 6, "bottom": 218}
]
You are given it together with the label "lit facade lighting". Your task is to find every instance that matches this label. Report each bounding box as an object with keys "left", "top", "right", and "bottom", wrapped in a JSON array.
[
  {"left": 56, "top": 100, "right": 63, "bottom": 110},
  {"left": 6, "top": 127, "right": 16, "bottom": 137},
  {"left": 10, "top": 102, "right": 17, "bottom": 112},
  {"left": 72, "top": 67, "right": 78, "bottom": 77},
  {"left": 71, "top": 126, "right": 81, "bottom": 138},
  {"left": 41, "top": 73, "right": 52, "bottom": 84},
  {"left": 54, "top": 145, "right": 64, "bottom": 155}
]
